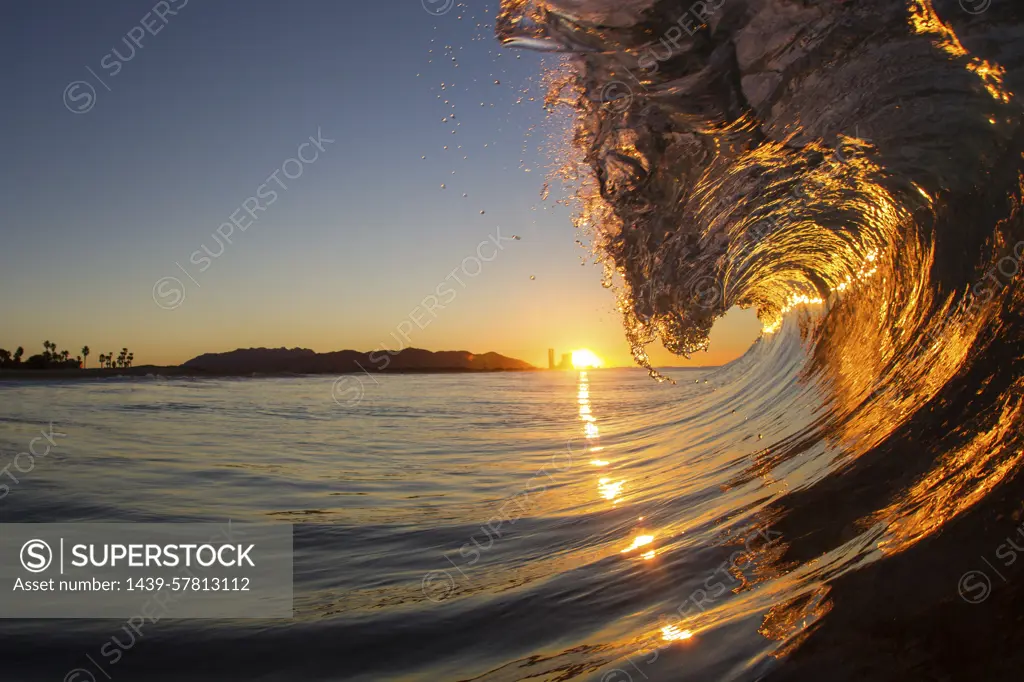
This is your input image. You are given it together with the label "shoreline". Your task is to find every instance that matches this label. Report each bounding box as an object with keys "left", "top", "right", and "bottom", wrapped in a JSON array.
[{"left": 0, "top": 366, "right": 544, "bottom": 382}]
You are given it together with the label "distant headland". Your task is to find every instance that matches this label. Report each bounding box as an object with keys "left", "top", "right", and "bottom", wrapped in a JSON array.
[
  {"left": 180, "top": 347, "right": 534, "bottom": 375},
  {"left": 0, "top": 345, "right": 535, "bottom": 381}
]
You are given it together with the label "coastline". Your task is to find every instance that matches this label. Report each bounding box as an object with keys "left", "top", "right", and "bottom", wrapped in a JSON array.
[{"left": 0, "top": 366, "right": 542, "bottom": 382}]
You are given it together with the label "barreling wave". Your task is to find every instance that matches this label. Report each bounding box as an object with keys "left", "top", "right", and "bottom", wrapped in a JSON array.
[{"left": 501, "top": 0, "right": 1024, "bottom": 676}]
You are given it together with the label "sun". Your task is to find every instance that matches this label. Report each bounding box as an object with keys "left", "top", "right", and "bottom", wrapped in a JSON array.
[{"left": 572, "top": 349, "right": 603, "bottom": 369}]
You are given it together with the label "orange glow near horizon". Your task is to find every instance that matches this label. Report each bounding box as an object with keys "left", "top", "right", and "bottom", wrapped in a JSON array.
[{"left": 2, "top": 303, "right": 763, "bottom": 369}]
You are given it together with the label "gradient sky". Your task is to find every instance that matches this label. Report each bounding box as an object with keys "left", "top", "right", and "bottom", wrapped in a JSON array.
[{"left": 0, "top": 0, "right": 761, "bottom": 368}]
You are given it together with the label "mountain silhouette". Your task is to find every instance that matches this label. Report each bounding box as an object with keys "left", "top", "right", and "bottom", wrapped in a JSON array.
[{"left": 181, "top": 347, "right": 534, "bottom": 374}]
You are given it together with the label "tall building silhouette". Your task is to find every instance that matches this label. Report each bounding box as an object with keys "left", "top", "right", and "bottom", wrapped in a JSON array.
[{"left": 548, "top": 348, "right": 574, "bottom": 370}]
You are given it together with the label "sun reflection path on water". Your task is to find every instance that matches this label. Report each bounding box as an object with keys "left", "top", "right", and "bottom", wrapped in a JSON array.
[
  {"left": 577, "top": 370, "right": 621, "bottom": 504},
  {"left": 661, "top": 625, "right": 694, "bottom": 642},
  {"left": 577, "top": 370, "right": 659, "bottom": 563}
]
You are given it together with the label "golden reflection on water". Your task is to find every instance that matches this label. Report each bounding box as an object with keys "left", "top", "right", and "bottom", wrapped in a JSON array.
[
  {"left": 620, "top": 535, "right": 654, "bottom": 553},
  {"left": 577, "top": 370, "right": 627, "bottom": 505},
  {"left": 575, "top": 370, "right": 658, "bottom": 567},
  {"left": 597, "top": 477, "right": 624, "bottom": 501},
  {"left": 661, "top": 625, "right": 694, "bottom": 642},
  {"left": 757, "top": 585, "right": 834, "bottom": 658}
]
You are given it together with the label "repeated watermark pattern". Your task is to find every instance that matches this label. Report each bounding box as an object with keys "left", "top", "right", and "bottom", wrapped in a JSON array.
[
  {"left": 959, "top": 0, "right": 992, "bottom": 15},
  {"left": 421, "top": 0, "right": 456, "bottom": 17},
  {"left": 958, "top": 515, "right": 1024, "bottom": 604},
  {"left": 331, "top": 228, "right": 519, "bottom": 407},
  {"left": 965, "top": 240, "right": 1024, "bottom": 309},
  {"left": 153, "top": 128, "right": 335, "bottom": 311},
  {"left": 0, "top": 423, "right": 67, "bottom": 501},
  {"left": 598, "top": 0, "right": 727, "bottom": 114},
  {"left": 420, "top": 439, "right": 577, "bottom": 603},
  {"left": 921, "top": 239, "right": 1024, "bottom": 349},
  {"left": 63, "top": 0, "right": 193, "bottom": 115}
]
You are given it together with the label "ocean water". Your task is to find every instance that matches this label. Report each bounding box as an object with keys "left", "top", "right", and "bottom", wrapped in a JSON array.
[
  {"left": 0, "top": 335, "right": 835, "bottom": 682},
  {"left": 497, "top": 0, "right": 1024, "bottom": 676},
  {"left": 5, "top": 0, "right": 1024, "bottom": 678},
  {"left": 3, "top": 312, "right": 1024, "bottom": 680}
]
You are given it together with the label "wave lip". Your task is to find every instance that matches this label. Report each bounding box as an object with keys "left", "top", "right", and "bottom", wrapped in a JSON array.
[{"left": 502, "top": 0, "right": 1022, "bottom": 366}]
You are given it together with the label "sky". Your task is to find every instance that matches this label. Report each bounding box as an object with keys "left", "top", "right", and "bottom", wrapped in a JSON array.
[{"left": 0, "top": 0, "right": 762, "bottom": 369}]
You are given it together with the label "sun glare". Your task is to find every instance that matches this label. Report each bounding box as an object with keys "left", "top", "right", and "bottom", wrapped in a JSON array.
[{"left": 572, "top": 349, "right": 603, "bottom": 369}]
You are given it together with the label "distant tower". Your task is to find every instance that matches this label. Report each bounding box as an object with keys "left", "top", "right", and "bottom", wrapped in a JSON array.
[
  {"left": 548, "top": 348, "right": 556, "bottom": 370},
  {"left": 560, "top": 353, "right": 572, "bottom": 370}
]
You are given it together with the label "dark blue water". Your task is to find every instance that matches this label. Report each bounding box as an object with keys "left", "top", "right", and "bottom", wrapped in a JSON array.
[{"left": 0, "top": 339, "right": 835, "bottom": 681}]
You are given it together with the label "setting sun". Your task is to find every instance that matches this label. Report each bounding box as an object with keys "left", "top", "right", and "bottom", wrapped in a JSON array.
[{"left": 572, "top": 349, "right": 603, "bottom": 369}]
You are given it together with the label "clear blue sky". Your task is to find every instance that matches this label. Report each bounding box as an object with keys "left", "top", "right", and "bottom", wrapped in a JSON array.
[{"left": 0, "top": 0, "right": 760, "bottom": 367}]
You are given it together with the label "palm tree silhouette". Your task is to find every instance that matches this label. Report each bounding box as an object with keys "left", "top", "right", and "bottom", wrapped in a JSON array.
[
  {"left": 14, "top": 347, "right": 24, "bottom": 365},
  {"left": 98, "top": 354, "right": 106, "bottom": 368},
  {"left": 127, "top": 352, "right": 134, "bottom": 368},
  {"left": 82, "top": 346, "right": 90, "bottom": 369}
]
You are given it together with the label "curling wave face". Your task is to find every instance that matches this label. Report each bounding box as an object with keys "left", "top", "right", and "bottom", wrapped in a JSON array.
[{"left": 501, "top": 0, "right": 1024, "bottom": 674}]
